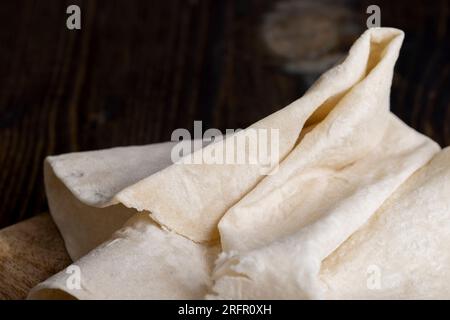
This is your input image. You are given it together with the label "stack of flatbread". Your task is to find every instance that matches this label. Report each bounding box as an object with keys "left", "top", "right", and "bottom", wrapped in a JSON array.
[{"left": 28, "top": 28, "right": 450, "bottom": 299}]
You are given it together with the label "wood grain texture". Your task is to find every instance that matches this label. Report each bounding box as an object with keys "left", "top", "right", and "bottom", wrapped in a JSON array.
[
  {"left": 0, "top": 0, "right": 449, "bottom": 229},
  {"left": 0, "top": 213, "right": 71, "bottom": 299}
]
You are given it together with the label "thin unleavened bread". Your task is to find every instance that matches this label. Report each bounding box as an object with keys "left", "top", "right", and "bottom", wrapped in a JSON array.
[
  {"left": 44, "top": 141, "right": 190, "bottom": 260},
  {"left": 31, "top": 141, "right": 219, "bottom": 299},
  {"left": 115, "top": 28, "right": 415, "bottom": 243},
  {"left": 321, "top": 147, "right": 450, "bottom": 299},
  {"left": 209, "top": 133, "right": 441, "bottom": 299},
  {"left": 29, "top": 214, "right": 219, "bottom": 300},
  {"left": 28, "top": 27, "right": 448, "bottom": 299}
]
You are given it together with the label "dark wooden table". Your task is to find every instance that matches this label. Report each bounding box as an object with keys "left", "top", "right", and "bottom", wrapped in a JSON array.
[{"left": 0, "top": 0, "right": 449, "bottom": 229}]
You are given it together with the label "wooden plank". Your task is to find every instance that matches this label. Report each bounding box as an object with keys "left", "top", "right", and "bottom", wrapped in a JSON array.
[{"left": 0, "top": 213, "right": 70, "bottom": 300}]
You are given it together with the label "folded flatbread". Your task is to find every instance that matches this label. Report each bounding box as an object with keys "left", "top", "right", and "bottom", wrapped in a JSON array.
[{"left": 28, "top": 27, "right": 450, "bottom": 299}]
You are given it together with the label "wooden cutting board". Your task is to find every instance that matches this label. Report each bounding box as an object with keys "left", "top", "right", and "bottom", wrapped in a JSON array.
[{"left": 0, "top": 213, "right": 71, "bottom": 300}]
